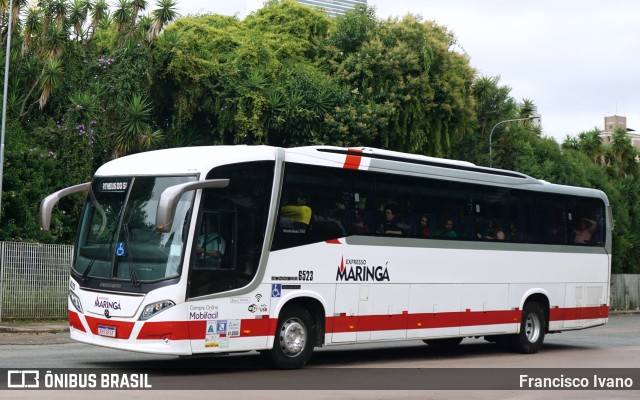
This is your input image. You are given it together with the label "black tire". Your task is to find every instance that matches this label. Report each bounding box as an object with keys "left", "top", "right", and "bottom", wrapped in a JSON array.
[
  {"left": 262, "top": 304, "right": 316, "bottom": 369},
  {"left": 509, "top": 302, "right": 546, "bottom": 354},
  {"left": 423, "top": 337, "right": 463, "bottom": 348}
]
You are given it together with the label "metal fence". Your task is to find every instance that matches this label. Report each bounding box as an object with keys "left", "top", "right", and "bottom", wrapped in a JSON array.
[
  {"left": 0, "top": 241, "right": 73, "bottom": 320},
  {"left": 1, "top": 240, "right": 639, "bottom": 319}
]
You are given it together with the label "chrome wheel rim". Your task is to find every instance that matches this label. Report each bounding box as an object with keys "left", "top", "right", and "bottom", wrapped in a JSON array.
[
  {"left": 525, "top": 312, "right": 541, "bottom": 343},
  {"left": 279, "top": 318, "right": 306, "bottom": 357}
]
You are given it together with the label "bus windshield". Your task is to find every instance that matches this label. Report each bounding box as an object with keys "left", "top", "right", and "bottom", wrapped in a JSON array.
[{"left": 74, "top": 176, "right": 196, "bottom": 285}]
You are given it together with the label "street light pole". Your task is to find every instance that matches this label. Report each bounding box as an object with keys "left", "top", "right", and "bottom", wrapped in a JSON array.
[
  {"left": 489, "top": 116, "right": 539, "bottom": 167},
  {"left": 0, "top": 0, "right": 15, "bottom": 222}
]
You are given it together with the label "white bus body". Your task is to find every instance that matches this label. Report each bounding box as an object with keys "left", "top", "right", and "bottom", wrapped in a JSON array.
[{"left": 40, "top": 146, "right": 611, "bottom": 368}]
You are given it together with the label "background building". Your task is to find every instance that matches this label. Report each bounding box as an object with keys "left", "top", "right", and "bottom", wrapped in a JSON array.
[
  {"left": 296, "top": 0, "right": 367, "bottom": 18},
  {"left": 599, "top": 115, "right": 640, "bottom": 148}
]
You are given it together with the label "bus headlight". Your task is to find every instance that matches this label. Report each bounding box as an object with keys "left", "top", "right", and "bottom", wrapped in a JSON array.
[
  {"left": 140, "top": 300, "right": 175, "bottom": 321},
  {"left": 69, "top": 290, "right": 83, "bottom": 313}
]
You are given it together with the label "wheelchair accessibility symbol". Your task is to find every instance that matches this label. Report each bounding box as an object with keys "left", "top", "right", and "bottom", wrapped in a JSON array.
[
  {"left": 271, "top": 284, "right": 282, "bottom": 298},
  {"left": 116, "top": 242, "right": 126, "bottom": 256}
]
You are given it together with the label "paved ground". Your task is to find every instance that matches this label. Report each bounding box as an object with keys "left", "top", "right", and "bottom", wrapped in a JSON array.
[{"left": 2, "top": 313, "right": 639, "bottom": 400}]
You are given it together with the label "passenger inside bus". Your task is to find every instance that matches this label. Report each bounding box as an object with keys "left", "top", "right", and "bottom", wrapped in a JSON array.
[
  {"left": 418, "top": 214, "right": 431, "bottom": 238},
  {"left": 352, "top": 208, "right": 370, "bottom": 234},
  {"left": 480, "top": 219, "right": 505, "bottom": 241},
  {"left": 436, "top": 218, "right": 457, "bottom": 238},
  {"left": 196, "top": 214, "right": 226, "bottom": 269},
  {"left": 380, "top": 207, "right": 403, "bottom": 235},
  {"left": 574, "top": 218, "right": 597, "bottom": 244},
  {"left": 507, "top": 222, "right": 521, "bottom": 242}
]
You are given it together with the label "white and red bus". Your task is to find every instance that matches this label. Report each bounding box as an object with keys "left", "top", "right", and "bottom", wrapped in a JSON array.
[{"left": 40, "top": 145, "right": 611, "bottom": 368}]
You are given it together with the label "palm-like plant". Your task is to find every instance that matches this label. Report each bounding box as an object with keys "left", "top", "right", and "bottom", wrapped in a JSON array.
[
  {"left": 49, "top": 0, "right": 68, "bottom": 26},
  {"left": 472, "top": 75, "right": 516, "bottom": 136},
  {"left": 577, "top": 129, "right": 606, "bottom": 166},
  {"left": 11, "top": 0, "right": 29, "bottom": 28},
  {"left": 136, "top": 13, "right": 153, "bottom": 37},
  {"left": 69, "top": 0, "right": 86, "bottom": 40},
  {"left": 130, "top": 0, "right": 147, "bottom": 23},
  {"left": 22, "top": 6, "right": 43, "bottom": 56},
  {"left": 148, "top": 0, "right": 178, "bottom": 42},
  {"left": 262, "top": 90, "right": 286, "bottom": 130},
  {"left": 0, "top": 0, "right": 10, "bottom": 25},
  {"left": 609, "top": 127, "right": 638, "bottom": 178},
  {"left": 39, "top": 57, "right": 64, "bottom": 109},
  {"left": 518, "top": 98, "right": 537, "bottom": 129},
  {"left": 113, "top": 94, "right": 163, "bottom": 157},
  {"left": 113, "top": 0, "right": 132, "bottom": 34},
  {"left": 44, "top": 21, "right": 67, "bottom": 60},
  {"left": 561, "top": 135, "right": 579, "bottom": 151},
  {"left": 90, "top": 0, "right": 109, "bottom": 32},
  {"left": 69, "top": 90, "right": 98, "bottom": 119},
  {"left": 6, "top": 75, "right": 24, "bottom": 115}
]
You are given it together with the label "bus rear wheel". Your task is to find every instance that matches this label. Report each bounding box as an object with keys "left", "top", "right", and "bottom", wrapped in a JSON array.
[
  {"left": 262, "top": 304, "right": 315, "bottom": 369},
  {"left": 510, "top": 302, "right": 546, "bottom": 354}
]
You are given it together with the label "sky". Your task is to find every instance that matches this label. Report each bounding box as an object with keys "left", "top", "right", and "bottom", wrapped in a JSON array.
[{"left": 173, "top": 0, "right": 640, "bottom": 142}]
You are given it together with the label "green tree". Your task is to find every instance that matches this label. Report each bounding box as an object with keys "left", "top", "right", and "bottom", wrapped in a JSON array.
[
  {"left": 577, "top": 128, "right": 607, "bottom": 165},
  {"left": 324, "top": 8, "right": 475, "bottom": 156},
  {"left": 90, "top": 0, "right": 109, "bottom": 33},
  {"left": 452, "top": 75, "right": 516, "bottom": 165},
  {"left": 113, "top": 94, "right": 163, "bottom": 157},
  {"left": 148, "top": 0, "right": 177, "bottom": 42},
  {"left": 113, "top": 0, "right": 132, "bottom": 35}
]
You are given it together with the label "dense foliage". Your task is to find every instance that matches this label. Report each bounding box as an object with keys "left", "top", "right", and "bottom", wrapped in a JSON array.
[{"left": 0, "top": 1, "right": 638, "bottom": 272}]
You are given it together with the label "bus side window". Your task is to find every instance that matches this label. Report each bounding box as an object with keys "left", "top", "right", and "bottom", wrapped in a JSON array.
[
  {"left": 188, "top": 161, "right": 274, "bottom": 298},
  {"left": 567, "top": 197, "right": 605, "bottom": 246}
]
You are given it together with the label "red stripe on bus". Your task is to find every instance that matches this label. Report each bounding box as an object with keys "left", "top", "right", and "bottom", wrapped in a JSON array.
[
  {"left": 81, "top": 305, "right": 609, "bottom": 341},
  {"left": 325, "top": 239, "right": 342, "bottom": 244},
  {"left": 68, "top": 310, "right": 86, "bottom": 332},
  {"left": 137, "top": 318, "right": 278, "bottom": 340},
  {"left": 327, "top": 310, "right": 521, "bottom": 333},
  {"left": 343, "top": 148, "right": 363, "bottom": 170},
  {"left": 137, "top": 320, "right": 192, "bottom": 340},
  {"left": 85, "top": 315, "right": 135, "bottom": 339},
  {"left": 549, "top": 305, "right": 609, "bottom": 321}
]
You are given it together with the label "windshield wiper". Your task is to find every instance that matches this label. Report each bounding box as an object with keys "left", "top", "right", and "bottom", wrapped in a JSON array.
[
  {"left": 122, "top": 222, "right": 141, "bottom": 288},
  {"left": 130, "top": 267, "right": 140, "bottom": 287},
  {"left": 120, "top": 197, "right": 142, "bottom": 288},
  {"left": 82, "top": 229, "right": 116, "bottom": 282}
]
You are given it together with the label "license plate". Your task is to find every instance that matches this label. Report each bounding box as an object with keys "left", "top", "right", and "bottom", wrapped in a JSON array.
[{"left": 97, "top": 325, "right": 116, "bottom": 338}]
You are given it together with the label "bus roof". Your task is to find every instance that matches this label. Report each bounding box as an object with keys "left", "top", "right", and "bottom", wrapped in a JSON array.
[
  {"left": 95, "top": 145, "right": 277, "bottom": 177},
  {"left": 93, "top": 145, "right": 608, "bottom": 203}
]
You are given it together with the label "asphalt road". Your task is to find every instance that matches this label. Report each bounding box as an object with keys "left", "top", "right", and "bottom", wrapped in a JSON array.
[{"left": 1, "top": 314, "right": 639, "bottom": 399}]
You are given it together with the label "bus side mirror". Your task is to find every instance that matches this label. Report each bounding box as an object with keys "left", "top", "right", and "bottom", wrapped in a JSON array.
[
  {"left": 39, "top": 182, "right": 91, "bottom": 231},
  {"left": 156, "top": 179, "right": 230, "bottom": 233}
]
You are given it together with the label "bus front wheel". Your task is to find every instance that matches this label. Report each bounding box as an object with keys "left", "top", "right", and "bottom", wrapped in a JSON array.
[
  {"left": 263, "top": 304, "right": 316, "bottom": 369},
  {"left": 510, "top": 302, "right": 546, "bottom": 354}
]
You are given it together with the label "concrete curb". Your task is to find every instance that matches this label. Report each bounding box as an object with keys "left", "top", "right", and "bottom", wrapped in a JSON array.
[
  {"left": 610, "top": 310, "right": 640, "bottom": 315},
  {"left": 0, "top": 324, "right": 69, "bottom": 334}
]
